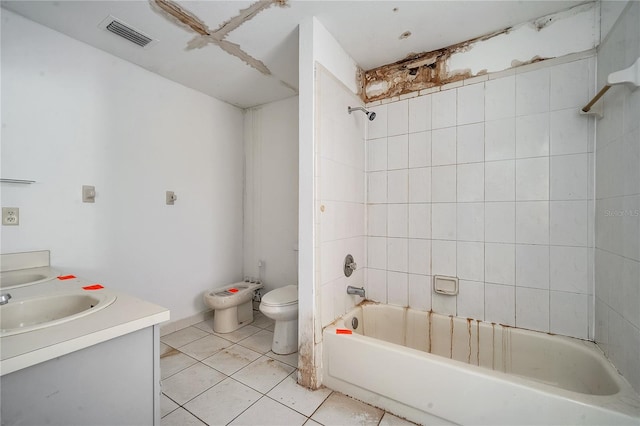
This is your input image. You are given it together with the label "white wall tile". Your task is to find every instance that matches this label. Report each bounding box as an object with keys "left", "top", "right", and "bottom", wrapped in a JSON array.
[
  {"left": 485, "top": 243, "right": 515, "bottom": 285},
  {"left": 432, "top": 240, "right": 456, "bottom": 276},
  {"left": 550, "top": 291, "right": 588, "bottom": 339},
  {"left": 485, "top": 160, "right": 515, "bottom": 201},
  {"left": 408, "top": 204, "right": 431, "bottom": 239},
  {"left": 367, "top": 104, "right": 387, "bottom": 140},
  {"left": 367, "top": 137, "right": 387, "bottom": 172},
  {"left": 457, "top": 280, "right": 485, "bottom": 320},
  {"left": 516, "top": 201, "right": 549, "bottom": 245},
  {"left": 432, "top": 127, "right": 457, "bottom": 166},
  {"left": 457, "top": 83, "right": 485, "bottom": 125},
  {"left": 367, "top": 204, "right": 387, "bottom": 237},
  {"left": 408, "top": 167, "right": 431, "bottom": 203},
  {"left": 432, "top": 203, "right": 456, "bottom": 240},
  {"left": 408, "top": 239, "right": 431, "bottom": 275},
  {"left": 550, "top": 246, "right": 588, "bottom": 293},
  {"left": 550, "top": 109, "right": 589, "bottom": 155},
  {"left": 550, "top": 59, "right": 590, "bottom": 111},
  {"left": 387, "top": 100, "right": 409, "bottom": 136},
  {"left": 431, "top": 165, "right": 457, "bottom": 202},
  {"left": 515, "top": 244, "right": 550, "bottom": 289},
  {"left": 387, "top": 271, "right": 408, "bottom": 306},
  {"left": 457, "top": 123, "right": 484, "bottom": 164},
  {"left": 457, "top": 163, "right": 484, "bottom": 202},
  {"left": 550, "top": 153, "right": 588, "bottom": 200},
  {"left": 387, "top": 238, "right": 408, "bottom": 272},
  {"left": 409, "top": 95, "right": 432, "bottom": 133},
  {"left": 516, "top": 157, "right": 549, "bottom": 201},
  {"left": 387, "top": 135, "right": 408, "bottom": 170},
  {"left": 485, "top": 202, "right": 515, "bottom": 243},
  {"left": 387, "top": 204, "right": 408, "bottom": 237},
  {"left": 367, "top": 237, "right": 387, "bottom": 270},
  {"left": 485, "top": 76, "right": 515, "bottom": 121},
  {"left": 550, "top": 200, "right": 588, "bottom": 246},
  {"left": 623, "top": 258, "right": 640, "bottom": 329},
  {"left": 432, "top": 89, "right": 457, "bottom": 129},
  {"left": 485, "top": 118, "right": 516, "bottom": 161},
  {"left": 457, "top": 241, "right": 484, "bottom": 282},
  {"left": 408, "top": 131, "right": 431, "bottom": 168},
  {"left": 408, "top": 274, "right": 432, "bottom": 311},
  {"left": 515, "top": 113, "right": 550, "bottom": 158},
  {"left": 457, "top": 202, "right": 484, "bottom": 242},
  {"left": 485, "top": 283, "right": 515, "bottom": 326},
  {"left": 367, "top": 171, "right": 387, "bottom": 203},
  {"left": 516, "top": 287, "right": 550, "bottom": 332},
  {"left": 432, "top": 290, "right": 457, "bottom": 316},
  {"left": 387, "top": 169, "right": 408, "bottom": 203},
  {"left": 366, "top": 268, "right": 387, "bottom": 303},
  {"left": 516, "top": 68, "right": 550, "bottom": 116}
]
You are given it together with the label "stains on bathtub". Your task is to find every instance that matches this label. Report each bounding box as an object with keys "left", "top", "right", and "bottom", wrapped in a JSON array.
[{"left": 150, "top": 0, "right": 294, "bottom": 90}]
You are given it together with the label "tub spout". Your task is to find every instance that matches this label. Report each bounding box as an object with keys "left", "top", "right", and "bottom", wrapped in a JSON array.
[{"left": 347, "top": 286, "right": 365, "bottom": 297}]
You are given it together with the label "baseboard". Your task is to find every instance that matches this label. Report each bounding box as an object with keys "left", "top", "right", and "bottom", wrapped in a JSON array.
[{"left": 160, "top": 309, "right": 214, "bottom": 336}]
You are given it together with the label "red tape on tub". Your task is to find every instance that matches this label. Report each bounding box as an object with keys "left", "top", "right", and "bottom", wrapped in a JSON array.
[
  {"left": 57, "top": 275, "right": 76, "bottom": 280},
  {"left": 336, "top": 329, "right": 352, "bottom": 335},
  {"left": 228, "top": 288, "right": 239, "bottom": 293},
  {"left": 82, "top": 284, "right": 104, "bottom": 290}
]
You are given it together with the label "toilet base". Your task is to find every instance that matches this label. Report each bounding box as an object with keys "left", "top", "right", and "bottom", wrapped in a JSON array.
[
  {"left": 272, "top": 318, "right": 298, "bottom": 355},
  {"left": 213, "top": 300, "right": 254, "bottom": 333}
]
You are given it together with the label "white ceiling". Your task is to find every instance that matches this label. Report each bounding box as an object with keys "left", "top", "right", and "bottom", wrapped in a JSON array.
[{"left": 2, "top": 0, "right": 584, "bottom": 108}]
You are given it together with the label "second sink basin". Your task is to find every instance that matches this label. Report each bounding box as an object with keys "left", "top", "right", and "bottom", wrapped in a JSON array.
[{"left": 1, "top": 291, "right": 117, "bottom": 337}]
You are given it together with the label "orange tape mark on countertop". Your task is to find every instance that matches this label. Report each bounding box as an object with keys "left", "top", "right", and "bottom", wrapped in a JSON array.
[
  {"left": 82, "top": 284, "right": 104, "bottom": 290},
  {"left": 57, "top": 275, "right": 76, "bottom": 280},
  {"left": 336, "top": 329, "right": 352, "bottom": 335}
]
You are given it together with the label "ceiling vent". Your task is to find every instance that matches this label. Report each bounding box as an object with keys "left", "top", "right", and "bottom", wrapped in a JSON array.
[{"left": 98, "top": 16, "right": 157, "bottom": 48}]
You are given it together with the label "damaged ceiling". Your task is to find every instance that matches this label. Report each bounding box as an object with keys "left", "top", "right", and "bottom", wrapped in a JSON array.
[{"left": 2, "top": 0, "right": 585, "bottom": 108}]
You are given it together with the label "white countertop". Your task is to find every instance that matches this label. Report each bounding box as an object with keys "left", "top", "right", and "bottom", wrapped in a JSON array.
[{"left": 0, "top": 271, "right": 170, "bottom": 376}]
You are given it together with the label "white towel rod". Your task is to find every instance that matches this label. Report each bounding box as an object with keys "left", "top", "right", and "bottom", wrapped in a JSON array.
[{"left": 582, "top": 57, "right": 640, "bottom": 114}]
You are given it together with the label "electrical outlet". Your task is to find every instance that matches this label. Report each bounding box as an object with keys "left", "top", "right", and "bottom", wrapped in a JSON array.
[{"left": 2, "top": 207, "right": 19, "bottom": 226}]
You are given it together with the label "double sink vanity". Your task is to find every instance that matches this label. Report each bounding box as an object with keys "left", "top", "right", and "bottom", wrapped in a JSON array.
[{"left": 0, "top": 251, "right": 170, "bottom": 425}]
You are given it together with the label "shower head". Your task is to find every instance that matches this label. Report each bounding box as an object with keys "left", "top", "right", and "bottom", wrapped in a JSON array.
[{"left": 348, "top": 106, "right": 376, "bottom": 121}]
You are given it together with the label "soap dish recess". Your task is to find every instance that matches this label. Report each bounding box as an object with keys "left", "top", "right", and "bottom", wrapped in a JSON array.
[{"left": 434, "top": 275, "right": 459, "bottom": 295}]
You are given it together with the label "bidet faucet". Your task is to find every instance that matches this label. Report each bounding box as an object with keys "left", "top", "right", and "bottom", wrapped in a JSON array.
[
  {"left": 347, "top": 286, "right": 365, "bottom": 297},
  {"left": 0, "top": 293, "right": 12, "bottom": 305}
]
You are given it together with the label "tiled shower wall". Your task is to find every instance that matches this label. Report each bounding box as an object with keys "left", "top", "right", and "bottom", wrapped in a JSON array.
[
  {"left": 364, "top": 55, "right": 596, "bottom": 340},
  {"left": 316, "top": 65, "right": 367, "bottom": 331},
  {"left": 594, "top": 1, "right": 640, "bottom": 392}
]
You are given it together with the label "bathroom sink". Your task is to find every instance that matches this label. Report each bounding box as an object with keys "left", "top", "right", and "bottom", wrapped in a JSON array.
[
  {"left": 0, "top": 267, "right": 60, "bottom": 290},
  {"left": 0, "top": 292, "right": 117, "bottom": 337}
]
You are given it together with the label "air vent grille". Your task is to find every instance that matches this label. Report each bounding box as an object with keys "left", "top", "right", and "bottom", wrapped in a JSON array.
[{"left": 105, "top": 19, "right": 153, "bottom": 47}]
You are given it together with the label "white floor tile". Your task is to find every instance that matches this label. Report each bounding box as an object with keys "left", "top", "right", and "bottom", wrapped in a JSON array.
[
  {"left": 179, "top": 335, "right": 233, "bottom": 360},
  {"left": 229, "top": 396, "right": 307, "bottom": 426},
  {"left": 160, "top": 347, "right": 198, "bottom": 379},
  {"left": 232, "top": 355, "right": 295, "bottom": 394},
  {"left": 213, "top": 324, "right": 262, "bottom": 343},
  {"left": 161, "top": 326, "right": 209, "bottom": 348},
  {"left": 161, "top": 407, "right": 206, "bottom": 426},
  {"left": 267, "top": 372, "right": 332, "bottom": 416},
  {"left": 304, "top": 420, "right": 323, "bottom": 426},
  {"left": 238, "top": 329, "right": 275, "bottom": 354},
  {"left": 160, "top": 394, "right": 179, "bottom": 418},
  {"left": 379, "top": 412, "right": 418, "bottom": 425},
  {"left": 266, "top": 351, "right": 299, "bottom": 368},
  {"left": 162, "top": 363, "right": 227, "bottom": 405},
  {"left": 252, "top": 311, "right": 275, "bottom": 329},
  {"left": 184, "top": 378, "right": 261, "bottom": 426},
  {"left": 202, "top": 344, "right": 262, "bottom": 375},
  {"left": 311, "top": 392, "right": 384, "bottom": 426}
]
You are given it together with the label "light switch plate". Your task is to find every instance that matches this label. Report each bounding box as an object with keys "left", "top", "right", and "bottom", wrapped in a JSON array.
[
  {"left": 166, "top": 191, "right": 177, "bottom": 205},
  {"left": 82, "top": 185, "right": 96, "bottom": 203}
]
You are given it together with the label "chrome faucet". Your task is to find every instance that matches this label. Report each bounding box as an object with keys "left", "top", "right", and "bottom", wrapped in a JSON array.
[
  {"left": 347, "top": 286, "right": 365, "bottom": 297},
  {"left": 0, "top": 293, "right": 12, "bottom": 305}
]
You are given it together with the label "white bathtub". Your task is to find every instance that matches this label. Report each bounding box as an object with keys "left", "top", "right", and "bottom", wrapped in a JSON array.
[{"left": 322, "top": 303, "right": 640, "bottom": 425}]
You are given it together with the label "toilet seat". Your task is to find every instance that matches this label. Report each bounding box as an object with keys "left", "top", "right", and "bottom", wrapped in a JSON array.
[{"left": 261, "top": 284, "right": 298, "bottom": 307}]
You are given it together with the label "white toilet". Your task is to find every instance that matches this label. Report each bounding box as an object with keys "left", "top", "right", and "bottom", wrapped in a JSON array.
[
  {"left": 259, "top": 285, "right": 298, "bottom": 355},
  {"left": 203, "top": 281, "right": 263, "bottom": 333}
]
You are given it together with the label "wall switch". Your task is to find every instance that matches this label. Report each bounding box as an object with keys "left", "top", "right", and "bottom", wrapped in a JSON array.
[
  {"left": 2, "top": 207, "right": 19, "bottom": 226},
  {"left": 166, "top": 191, "right": 177, "bottom": 205},
  {"left": 82, "top": 185, "right": 96, "bottom": 203}
]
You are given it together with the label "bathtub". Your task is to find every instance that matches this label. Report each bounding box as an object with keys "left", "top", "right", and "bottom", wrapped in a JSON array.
[{"left": 322, "top": 303, "right": 640, "bottom": 425}]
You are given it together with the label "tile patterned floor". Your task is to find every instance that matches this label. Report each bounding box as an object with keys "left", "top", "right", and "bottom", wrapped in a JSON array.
[{"left": 160, "top": 311, "right": 417, "bottom": 426}]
